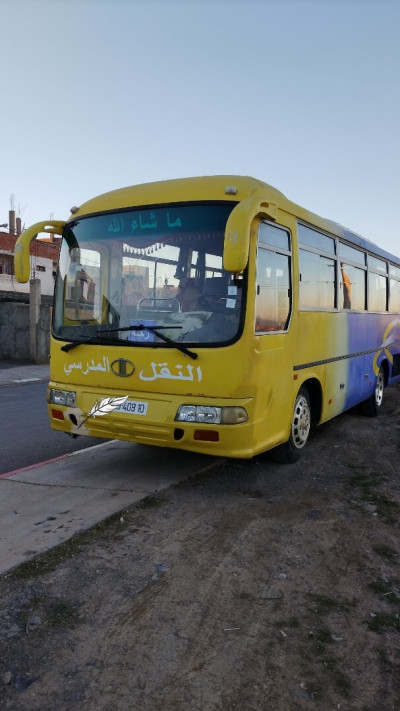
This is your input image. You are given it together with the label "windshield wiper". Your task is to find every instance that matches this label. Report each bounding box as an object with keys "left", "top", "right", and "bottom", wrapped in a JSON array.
[{"left": 60, "top": 325, "right": 198, "bottom": 360}]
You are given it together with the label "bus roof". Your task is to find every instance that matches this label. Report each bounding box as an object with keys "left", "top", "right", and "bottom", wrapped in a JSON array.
[{"left": 70, "top": 175, "right": 400, "bottom": 266}]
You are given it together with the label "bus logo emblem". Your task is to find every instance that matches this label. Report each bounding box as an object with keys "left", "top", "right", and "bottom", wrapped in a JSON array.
[{"left": 111, "top": 359, "right": 135, "bottom": 377}]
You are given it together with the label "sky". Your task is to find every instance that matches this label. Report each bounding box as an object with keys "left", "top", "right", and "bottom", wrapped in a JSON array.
[{"left": 1, "top": 0, "right": 400, "bottom": 256}]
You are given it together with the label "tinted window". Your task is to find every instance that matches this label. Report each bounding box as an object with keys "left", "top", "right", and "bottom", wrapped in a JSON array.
[
  {"left": 259, "top": 222, "right": 290, "bottom": 251},
  {"left": 298, "top": 224, "right": 335, "bottom": 254},
  {"left": 255, "top": 250, "right": 291, "bottom": 331},
  {"left": 340, "top": 263, "right": 366, "bottom": 310},
  {"left": 299, "top": 249, "right": 335, "bottom": 308},
  {"left": 368, "top": 256, "right": 387, "bottom": 274},
  {"left": 54, "top": 203, "right": 243, "bottom": 346},
  {"left": 389, "top": 279, "right": 400, "bottom": 312},
  {"left": 368, "top": 272, "right": 387, "bottom": 312},
  {"left": 338, "top": 243, "right": 366, "bottom": 266}
]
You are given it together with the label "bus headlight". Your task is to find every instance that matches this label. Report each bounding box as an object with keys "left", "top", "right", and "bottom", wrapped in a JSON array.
[
  {"left": 48, "top": 389, "right": 77, "bottom": 407},
  {"left": 175, "top": 405, "right": 248, "bottom": 425}
]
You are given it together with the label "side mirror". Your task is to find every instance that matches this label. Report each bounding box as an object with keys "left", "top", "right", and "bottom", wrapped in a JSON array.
[
  {"left": 14, "top": 220, "right": 65, "bottom": 283},
  {"left": 223, "top": 195, "right": 278, "bottom": 272}
]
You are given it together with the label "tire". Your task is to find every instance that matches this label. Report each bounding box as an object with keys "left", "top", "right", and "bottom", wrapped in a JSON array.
[
  {"left": 272, "top": 387, "right": 312, "bottom": 464},
  {"left": 360, "top": 367, "right": 384, "bottom": 417}
]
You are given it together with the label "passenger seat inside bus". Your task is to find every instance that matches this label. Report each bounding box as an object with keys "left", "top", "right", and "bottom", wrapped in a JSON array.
[
  {"left": 176, "top": 277, "right": 201, "bottom": 312},
  {"left": 199, "top": 275, "right": 230, "bottom": 311}
]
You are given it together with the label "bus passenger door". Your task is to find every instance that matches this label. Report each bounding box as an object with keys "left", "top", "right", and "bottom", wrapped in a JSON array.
[{"left": 253, "top": 219, "right": 294, "bottom": 448}]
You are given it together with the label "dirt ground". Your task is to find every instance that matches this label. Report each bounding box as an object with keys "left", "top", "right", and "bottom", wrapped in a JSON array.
[{"left": 1, "top": 386, "right": 400, "bottom": 711}]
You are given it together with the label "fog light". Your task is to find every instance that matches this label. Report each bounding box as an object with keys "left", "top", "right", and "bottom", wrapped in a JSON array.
[{"left": 48, "top": 389, "right": 77, "bottom": 407}]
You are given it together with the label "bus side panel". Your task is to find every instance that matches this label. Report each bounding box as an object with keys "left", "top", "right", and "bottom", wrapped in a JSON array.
[
  {"left": 296, "top": 311, "right": 400, "bottom": 423},
  {"left": 345, "top": 313, "right": 400, "bottom": 410},
  {"left": 296, "top": 311, "right": 348, "bottom": 421}
]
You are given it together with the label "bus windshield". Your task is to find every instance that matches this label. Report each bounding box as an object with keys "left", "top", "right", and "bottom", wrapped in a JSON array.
[{"left": 53, "top": 202, "right": 244, "bottom": 347}]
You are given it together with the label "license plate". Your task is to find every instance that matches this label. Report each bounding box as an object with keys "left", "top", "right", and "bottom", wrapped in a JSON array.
[{"left": 115, "top": 399, "right": 148, "bottom": 416}]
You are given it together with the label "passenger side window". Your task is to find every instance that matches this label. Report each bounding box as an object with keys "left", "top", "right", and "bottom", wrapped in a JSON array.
[
  {"left": 368, "top": 272, "right": 387, "bottom": 312},
  {"left": 340, "top": 263, "right": 366, "bottom": 310},
  {"left": 299, "top": 249, "right": 335, "bottom": 308},
  {"left": 389, "top": 278, "right": 400, "bottom": 312}
]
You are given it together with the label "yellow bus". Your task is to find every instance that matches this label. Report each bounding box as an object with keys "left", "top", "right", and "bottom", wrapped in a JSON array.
[{"left": 14, "top": 176, "right": 400, "bottom": 461}]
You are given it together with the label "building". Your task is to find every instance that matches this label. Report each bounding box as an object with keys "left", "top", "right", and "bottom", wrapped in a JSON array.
[
  {"left": 0, "top": 210, "right": 61, "bottom": 362},
  {"left": 0, "top": 210, "right": 60, "bottom": 301}
]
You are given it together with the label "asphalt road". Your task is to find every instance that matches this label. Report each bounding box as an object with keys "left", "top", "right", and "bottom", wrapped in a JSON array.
[{"left": 0, "top": 381, "right": 105, "bottom": 474}]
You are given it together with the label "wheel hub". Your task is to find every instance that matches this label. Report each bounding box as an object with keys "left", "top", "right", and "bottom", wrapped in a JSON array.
[{"left": 292, "top": 395, "right": 311, "bottom": 449}]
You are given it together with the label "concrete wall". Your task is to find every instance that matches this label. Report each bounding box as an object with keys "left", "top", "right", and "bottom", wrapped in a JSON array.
[
  {"left": 0, "top": 283, "right": 51, "bottom": 363},
  {"left": 36, "top": 305, "right": 52, "bottom": 363}
]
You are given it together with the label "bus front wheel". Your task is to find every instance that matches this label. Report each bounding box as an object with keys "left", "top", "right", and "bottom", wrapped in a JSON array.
[
  {"left": 272, "top": 387, "right": 311, "bottom": 464},
  {"left": 361, "top": 367, "right": 384, "bottom": 417}
]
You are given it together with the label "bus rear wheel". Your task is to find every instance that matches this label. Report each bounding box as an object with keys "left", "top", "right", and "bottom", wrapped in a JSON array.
[
  {"left": 361, "top": 367, "right": 384, "bottom": 417},
  {"left": 272, "top": 387, "right": 311, "bottom": 464}
]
